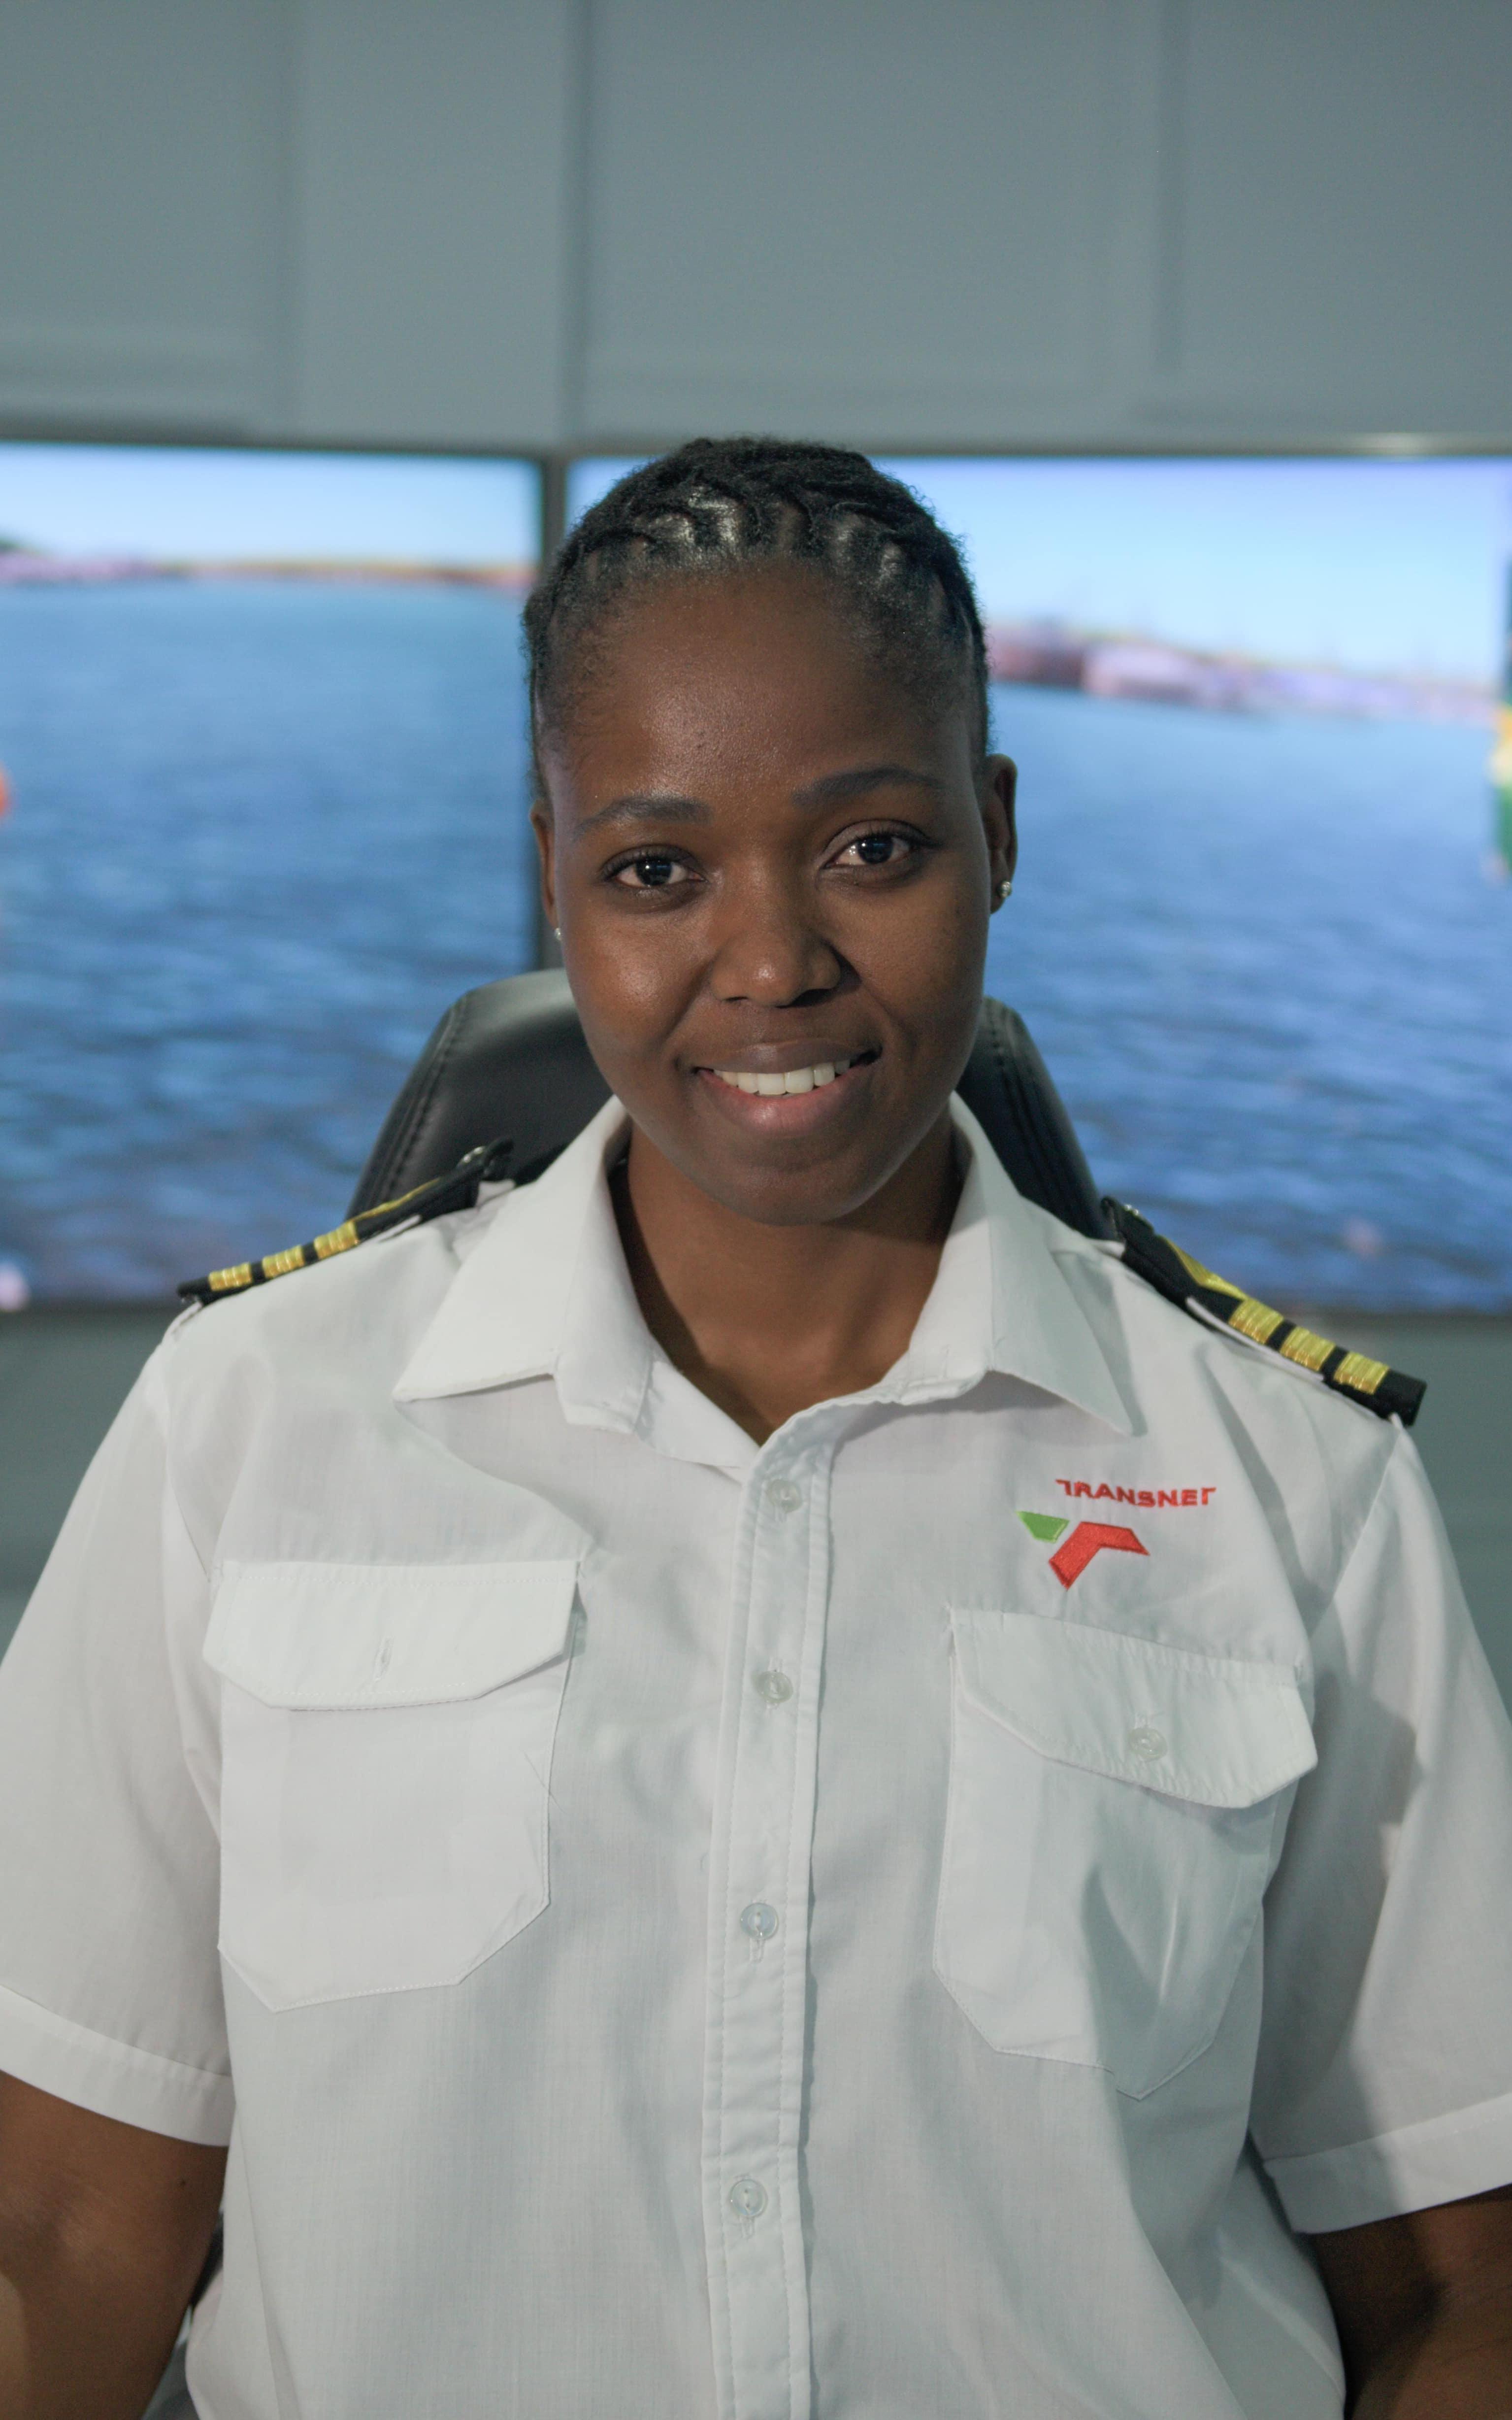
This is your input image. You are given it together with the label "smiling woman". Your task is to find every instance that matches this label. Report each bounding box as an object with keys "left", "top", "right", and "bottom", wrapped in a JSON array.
[
  {"left": 525, "top": 443, "right": 1014, "bottom": 1434},
  {"left": 0, "top": 441, "right": 1511, "bottom": 2420},
  {"left": 532, "top": 562, "right": 1016, "bottom": 1431}
]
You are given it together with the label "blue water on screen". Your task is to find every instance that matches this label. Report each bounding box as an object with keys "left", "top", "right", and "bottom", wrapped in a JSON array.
[
  {"left": 989, "top": 687, "right": 1512, "bottom": 1311},
  {"left": 0, "top": 582, "right": 534, "bottom": 1297},
  {"left": 0, "top": 590, "right": 1508, "bottom": 1309}
]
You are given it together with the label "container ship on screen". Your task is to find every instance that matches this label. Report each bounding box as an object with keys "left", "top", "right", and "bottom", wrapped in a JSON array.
[{"left": 986, "top": 621, "right": 1493, "bottom": 727}]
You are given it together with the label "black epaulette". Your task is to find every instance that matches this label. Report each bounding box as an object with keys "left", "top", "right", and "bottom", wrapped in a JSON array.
[
  {"left": 177, "top": 1138, "right": 513, "bottom": 1308},
  {"left": 1104, "top": 1199, "right": 1426, "bottom": 1427}
]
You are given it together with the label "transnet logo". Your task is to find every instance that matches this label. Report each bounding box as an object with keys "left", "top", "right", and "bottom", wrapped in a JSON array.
[
  {"left": 1056, "top": 1479, "right": 1216, "bottom": 1508},
  {"left": 1017, "top": 1510, "right": 1149, "bottom": 1589}
]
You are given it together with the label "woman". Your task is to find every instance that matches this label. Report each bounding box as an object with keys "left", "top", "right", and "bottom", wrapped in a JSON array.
[{"left": 1, "top": 441, "right": 1511, "bottom": 2419}]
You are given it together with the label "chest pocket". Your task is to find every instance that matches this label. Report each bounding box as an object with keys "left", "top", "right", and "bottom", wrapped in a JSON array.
[
  {"left": 935, "top": 1610, "right": 1316, "bottom": 2099},
  {"left": 204, "top": 1559, "right": 580, "bottom": 2012}
]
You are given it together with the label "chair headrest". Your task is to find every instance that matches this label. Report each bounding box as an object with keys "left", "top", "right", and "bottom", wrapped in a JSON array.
[{"left": 349, "top": 970, "right": 1110, "bottom": 1240}]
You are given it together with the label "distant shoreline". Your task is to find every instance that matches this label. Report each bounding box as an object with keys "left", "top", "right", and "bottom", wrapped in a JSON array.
[
  {"left": 0, "top": 551, "right": 532, "bottom": 593},
  {"left": 0, "top": 562, "right": 1490, "bottom": 723}
]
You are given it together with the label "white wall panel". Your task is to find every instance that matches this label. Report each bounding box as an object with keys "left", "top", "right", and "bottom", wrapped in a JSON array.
[
  {"left": 0, "top": 0, "right": 291, "bottom": 433},
  {"left": 577, "top": 0, "right": 1134, "bottom": 446},
  {"left": 1141, "top": 0, "right": 1512, "bottom": 432},
  {"left": 3, "top": 0, "right": 1512, "bottom": 451},
  {"left": 294, "top": 0, "right": 578, "bottom": 446}
]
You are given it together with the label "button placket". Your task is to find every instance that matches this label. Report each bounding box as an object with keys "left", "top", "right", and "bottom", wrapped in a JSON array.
[{"left": 702, "top": 1437, "right": 831, "bottom": 2420}]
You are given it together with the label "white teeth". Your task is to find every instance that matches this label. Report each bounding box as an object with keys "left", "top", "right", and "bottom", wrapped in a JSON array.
[{"left": 710, "top": 1052, "right": 863, "bottom": 1095}]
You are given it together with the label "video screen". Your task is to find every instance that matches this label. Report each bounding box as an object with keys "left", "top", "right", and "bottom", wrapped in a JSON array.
[
  {"left": 3, "top": 448, "right": 1509, "bottom": 1310},
  {"left": 572, "top": 456, "right": 1512, "bottom": 1313},
  {"left": 0, "top": 445, "right": 538, "bottom": 1301}
]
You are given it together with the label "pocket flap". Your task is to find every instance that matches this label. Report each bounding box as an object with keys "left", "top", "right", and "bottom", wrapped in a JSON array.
[
  {"left": 952, "top": 1610, "right": 1315, "bottom": 1808},
  {"left": 205, "top": 1560, "right": 580, "bottom": 1710}
]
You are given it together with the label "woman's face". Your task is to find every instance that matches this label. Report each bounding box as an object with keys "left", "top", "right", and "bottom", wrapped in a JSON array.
[{"left": 534, "top": 561, "right": 1017, "bottom": 1228}]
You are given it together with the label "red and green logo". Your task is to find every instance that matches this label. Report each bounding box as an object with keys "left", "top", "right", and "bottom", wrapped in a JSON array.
[{"left": 1018, "top": 1510, "right": 1148, "bottom": 1589}]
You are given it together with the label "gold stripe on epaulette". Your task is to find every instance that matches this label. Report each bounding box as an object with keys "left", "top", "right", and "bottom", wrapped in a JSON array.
[
  {"left": 1280, "top": 1326, "right": 1335, "bottom": 1373},
  {"left": 179, "top": 1135, "right": 514, "bottom": 1311},
  {"left": 1102, "top": 1200, "right": 1427, "bottom": 1426},
  {"left": 1172, "top": 1242, "right": 1247, "bottom": 1300},
  {"left": 1333, "top": 1350, "right": 1389, "bottom": 1397},
  {"left": 1228, "top": 1296, "right": 1286, "bottom": 1345}
]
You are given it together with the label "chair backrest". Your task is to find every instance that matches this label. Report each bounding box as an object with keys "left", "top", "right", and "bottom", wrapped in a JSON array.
[{"left": 349, "top": 969, "right": 1110, "bottom": 1239}]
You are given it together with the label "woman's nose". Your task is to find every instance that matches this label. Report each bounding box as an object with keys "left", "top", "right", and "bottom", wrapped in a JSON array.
[{"left": 706, "top": 870, "right": 844, "bottom": 1007}]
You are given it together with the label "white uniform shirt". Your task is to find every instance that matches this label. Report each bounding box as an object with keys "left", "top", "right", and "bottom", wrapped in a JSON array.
[{"left": 2, "top": 1099, "right": 1511, "bottom": 2420}]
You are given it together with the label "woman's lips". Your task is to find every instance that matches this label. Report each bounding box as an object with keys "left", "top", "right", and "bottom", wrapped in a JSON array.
[
  {"left": 707, "top": 1049, "right": 869, "bottom": 1098},
  {"left": 694, "top": 1049, "right": 877, "bottom": 1130}
]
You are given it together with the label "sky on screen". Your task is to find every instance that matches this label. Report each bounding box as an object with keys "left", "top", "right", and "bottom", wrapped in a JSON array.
[
  {"left": 0, "top": 445, "right": 539, "bottom": 568},
  {"left": 571, "top": 455, "right": 1512, "bottom": 685},
  {"left": 3, "top": 444, "right": 1506, "bottom": 678}
]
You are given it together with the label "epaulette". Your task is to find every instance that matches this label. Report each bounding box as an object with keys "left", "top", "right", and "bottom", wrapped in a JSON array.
[
  {"left": 1103, "top": 1199, "right": 1425, "bottom": 1427},
  {"left": 178, "top": 1137, "right": 513, "bottom": 1308}
]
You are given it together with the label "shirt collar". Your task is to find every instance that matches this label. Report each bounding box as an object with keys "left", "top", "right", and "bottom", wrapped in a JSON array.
[
  {"left": 394, "top": 1098, "right": 646, "bottom": 1415},
  {"left": 876, "top": 1099, "right": 1129, "bottom": 1430},
  {"left": 394, "top": 1094, "right": 1130, "bottom": 1438}
]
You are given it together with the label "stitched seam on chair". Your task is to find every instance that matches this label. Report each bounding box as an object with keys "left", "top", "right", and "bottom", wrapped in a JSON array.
[
  {"left": 371, "top": 1006, "right": 465, "bottom": 1200},
  {"left": 985, "top": 1005, "right": 1102, "bottom": 1234},
  {"left": 360, "top": 1067, "right": 434, "bottom": 1207},
  {"left": 400, "top": 1010, "right": 467, "bottom": 1189},
  {"left": 986, "top": 1013, "right": 1059, "bottom": 1213}
]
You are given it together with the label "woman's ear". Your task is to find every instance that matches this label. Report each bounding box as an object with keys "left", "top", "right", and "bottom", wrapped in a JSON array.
[
  {"left": 981, "top": 755, "right": 1018, "bottom": 901},
  {"left": 530, "top": 800, "right": 558, "bottom": 934}
]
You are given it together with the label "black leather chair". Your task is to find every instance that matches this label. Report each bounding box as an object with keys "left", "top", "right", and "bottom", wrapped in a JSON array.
[{"left": 350, "top": 969, "right": 1110, "bottom": 1238}]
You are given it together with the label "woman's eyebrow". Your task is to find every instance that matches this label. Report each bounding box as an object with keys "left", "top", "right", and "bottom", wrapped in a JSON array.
[
  {"left": 575, "top": 767, "right": 942, "bottom": 834},
  {"left": 792, "top": 764, "right": 947, "bottom": 806},
  {"left": 576, "top": 793, "right": 712, "bottom": 834}
]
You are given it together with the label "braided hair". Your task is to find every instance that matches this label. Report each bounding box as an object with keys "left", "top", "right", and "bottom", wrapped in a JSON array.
[{"left": 524, "top": 438, "right": 989, "bottom": 791}]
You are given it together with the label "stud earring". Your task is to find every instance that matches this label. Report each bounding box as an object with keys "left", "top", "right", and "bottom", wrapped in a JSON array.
[
  {"left": 553, "top": 926, "right": 561, "bottom": 940},
  {"left": 993, "top": 878, "right": 1012, "bottom": 906}
]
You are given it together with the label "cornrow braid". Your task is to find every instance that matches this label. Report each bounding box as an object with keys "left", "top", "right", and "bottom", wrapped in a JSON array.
[{"left": 525, "top": 437, "right": 989, "bottom": 788}]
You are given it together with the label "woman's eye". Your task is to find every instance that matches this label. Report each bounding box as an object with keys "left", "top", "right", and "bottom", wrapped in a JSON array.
[
  {"left": 839, "top": 832, "right": 911, "bottom": 868},
  {"left": 613, "top": 853, "right": 690, "bottom": 890}
]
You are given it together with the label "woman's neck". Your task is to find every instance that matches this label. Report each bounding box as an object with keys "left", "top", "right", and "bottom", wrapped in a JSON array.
[{"left": 611, "top": 1115, "right": 963, "bottom": 1445}]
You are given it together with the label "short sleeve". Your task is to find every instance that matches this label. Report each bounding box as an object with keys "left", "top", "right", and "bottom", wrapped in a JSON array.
[
  {"left": 0, "top": 1346, "right": 231, "bottom": 2144},
  {"left": 1252, "top": 1425, "right": 1512, "bottom": 2232}
]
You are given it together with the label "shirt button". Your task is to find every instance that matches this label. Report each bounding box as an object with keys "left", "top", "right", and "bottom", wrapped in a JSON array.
[
  {"left": 1127, "top": 1724, "right": 1168, "bottom": 1761},
  {"left": 739, "top": 1902, "right": 779, "bottom": 1945},
  {"left": 729, "top": 2175, "right": 768, "bottom": 2225},
  {"left": 753, "top": 1668, "right": 794, "bottom": 1706},
  {"left": 764, "top": 1477, "right": 803, "bottom": 1517}
]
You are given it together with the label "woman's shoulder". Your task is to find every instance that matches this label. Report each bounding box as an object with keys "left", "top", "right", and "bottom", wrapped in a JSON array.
[
  {"left": 1026, "top": 1196, "right": 1429, "bottom": 1628},
  {"left": 1033, "top": 1188, "right": 1422, "bottom": 1432},
  {"left": 1102, "top": 1200, "right": 1424, "bottom": 1427},
  {"left": 162, "top": 1172, "right": 519, "bottom": 1410},
  {"left": 1036, "top": 1192, "right": 1413, "bottom": 1506}
]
